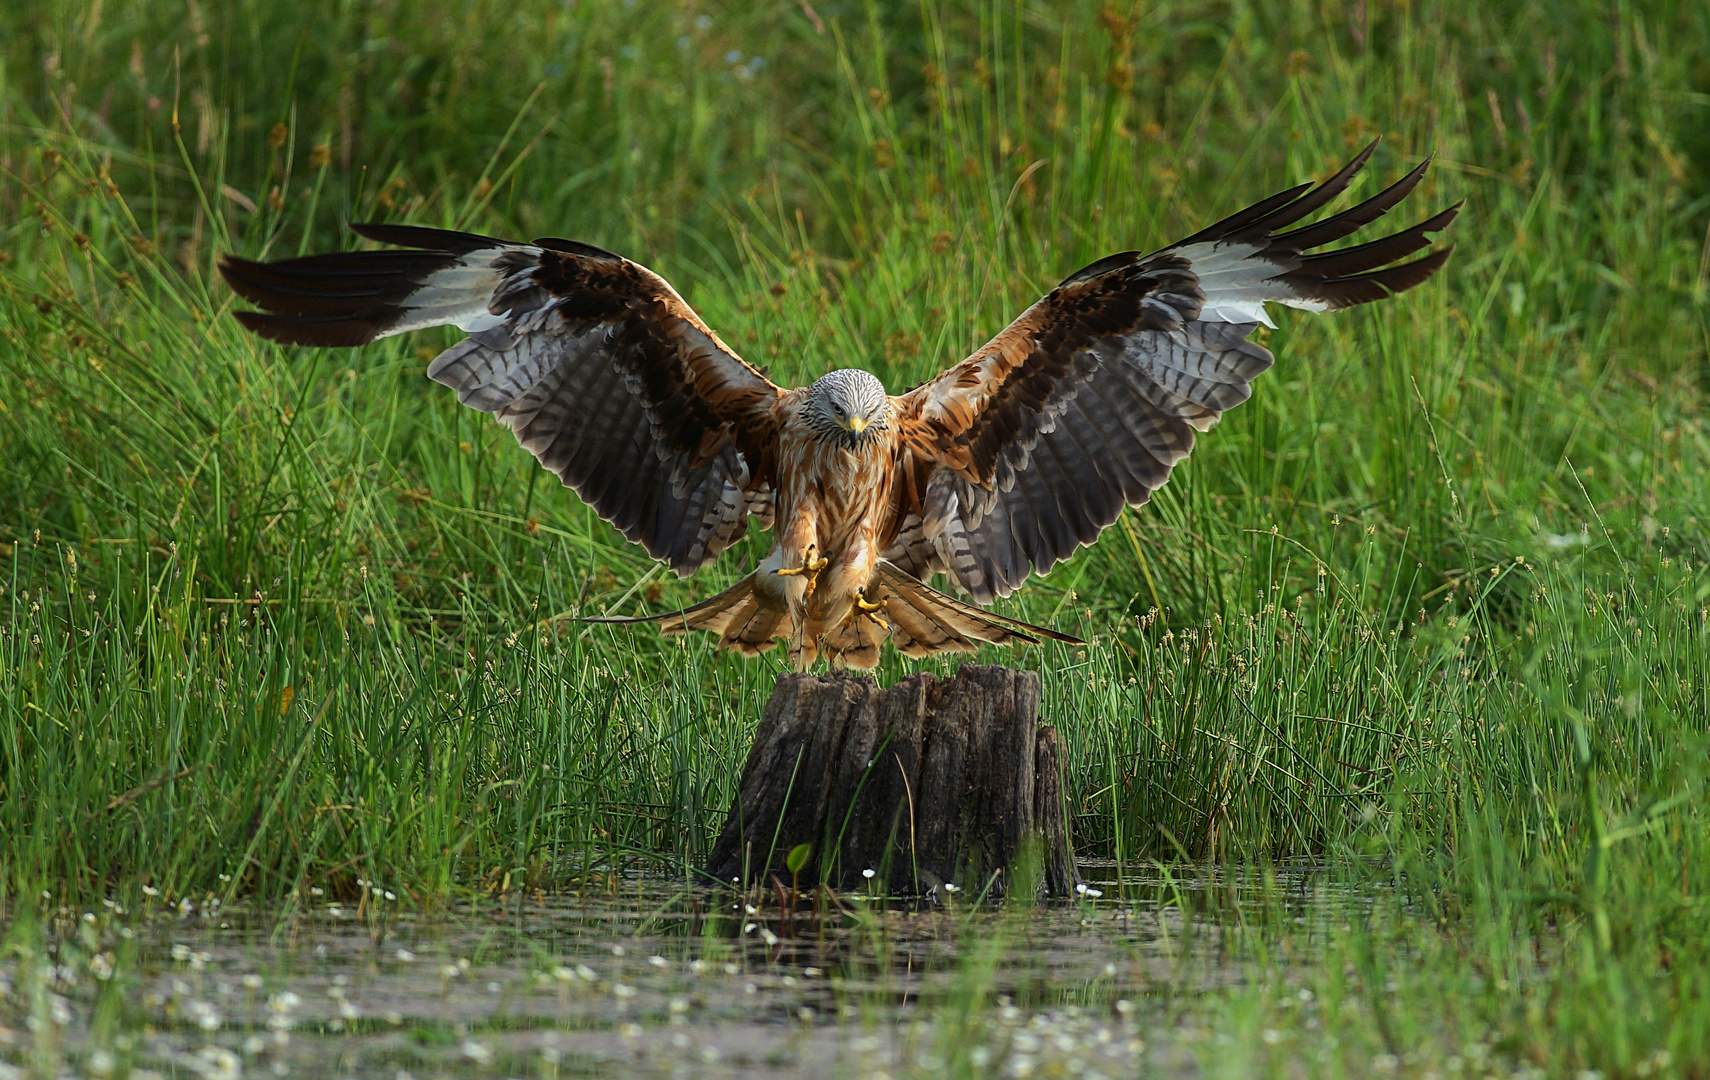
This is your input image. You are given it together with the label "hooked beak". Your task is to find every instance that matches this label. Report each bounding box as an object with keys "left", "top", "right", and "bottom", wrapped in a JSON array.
[{"left": 841, "top": 416, "right": 869, "bottom": 434}]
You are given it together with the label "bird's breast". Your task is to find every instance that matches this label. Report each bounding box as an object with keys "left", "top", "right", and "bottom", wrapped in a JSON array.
[{"left": 777, "top": 429, "right": 900, "bottom": 546}]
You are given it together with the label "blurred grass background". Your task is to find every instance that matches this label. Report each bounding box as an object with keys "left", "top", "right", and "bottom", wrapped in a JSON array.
[{"left": 1, "top": 0, "right": 1709, "bottom": 1072}]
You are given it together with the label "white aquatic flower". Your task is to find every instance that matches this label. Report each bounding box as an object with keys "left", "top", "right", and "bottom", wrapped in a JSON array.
[
  {"left": 649, "top": 955, "right": 669, "bottom": 968},
  {"left": 862, "top": 868, "right": 876, "bottom": 879},
  {"left": 394, "top": 949, "right": 415, "bottom": 963},
  {"left": 461, "top": 1039, "right": 492, "bottom": 1063},
  {"left": 610, "top": 945, "right": 625, "bottom": 957},
  {"left": 171, "top": 944, "right": 193, "bottom": 961},
  {"left": 186, "top": 999, "right": 221, "bottom": 1031},
  {"left": 761, "top": 929, "right": 779, "bottom": 946},
  {"left": 613, "top": 983, "right": 636, "bottom": 999},
  {"left": 575, "top": 964, "right": 598, "bottom": 982},
  {"left": 197, "top": 1046, "right": 241, "bottom": 1080},
  {"left": 723, "top": 963, "right": 739, "bottom": 976}
]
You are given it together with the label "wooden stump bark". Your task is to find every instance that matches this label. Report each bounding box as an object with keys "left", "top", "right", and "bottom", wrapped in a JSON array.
[{"left": 705, "top": 664, "right": 1078, "bottom": 897}]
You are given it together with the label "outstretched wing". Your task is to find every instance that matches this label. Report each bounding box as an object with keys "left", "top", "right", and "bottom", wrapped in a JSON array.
[
  {"left": 220, "top": 225, "right": 783, "bottom": 575},
  {"left": 890, "top": 142, "right": 1458, "bottom": 602}
]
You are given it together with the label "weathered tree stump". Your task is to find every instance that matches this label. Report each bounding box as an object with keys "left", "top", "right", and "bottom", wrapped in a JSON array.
[{"left": 705, "top": 664, "right": 1078, "bottom": 897}]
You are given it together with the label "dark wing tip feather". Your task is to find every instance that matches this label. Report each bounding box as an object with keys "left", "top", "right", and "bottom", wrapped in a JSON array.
[
  {"left": 347, "top": 222, "right": 505, "bottom": 253},
  {"left": 533, "top": 236, "right": 626, "bottom": 261},
  {"left": 230, "top": 308, "right": 392, "bottom": 347},
  {"left": 1309, "top": 244, "right": 1456, "bottom": 309},
  {"left": 1169, "top": 180, "right": 1316, "bottom": 248},
  {"left": 1271, "top": 153, "right": 1434, "bottom": 250},
  {"left": 218, "top": 235, "right": 473, "bottom": 342},
  {"left": 1234, "top": 138, "right": 1382, "bottom": 238},
  {"left": 1291, "top": 201, "right": 1462, "bottom": 279},
  {"left": 1166, "top": 138, "right": 1388, "bottom": 250}
]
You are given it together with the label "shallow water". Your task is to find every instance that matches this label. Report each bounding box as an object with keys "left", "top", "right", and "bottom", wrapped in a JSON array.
[{"left": 1, "top": 863, "right": 1366, "bottom": 1078}]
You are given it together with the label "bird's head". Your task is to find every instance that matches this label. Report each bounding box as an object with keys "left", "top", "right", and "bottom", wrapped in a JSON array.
[{"left": 805, "top": 368, "right": 892, "bottom": 447}]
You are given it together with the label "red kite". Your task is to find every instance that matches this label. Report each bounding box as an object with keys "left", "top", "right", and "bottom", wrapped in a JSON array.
[{"left": 220, "top": 142, "right": 1455, "bottom": 668}]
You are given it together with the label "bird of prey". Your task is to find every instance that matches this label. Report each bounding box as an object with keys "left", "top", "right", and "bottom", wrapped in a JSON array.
[{"left": 219, "top": 141, "right": 1455, "bottom": 669}]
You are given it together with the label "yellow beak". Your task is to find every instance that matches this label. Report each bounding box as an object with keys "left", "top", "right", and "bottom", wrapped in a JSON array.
[{"left": 843, "top": 416, "right": 869, "bottom": 434}]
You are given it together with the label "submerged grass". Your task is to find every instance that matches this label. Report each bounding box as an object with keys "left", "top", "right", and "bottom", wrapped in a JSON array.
[{"left": 2, "top": 0, "right": 1709, "bottom": 1075}]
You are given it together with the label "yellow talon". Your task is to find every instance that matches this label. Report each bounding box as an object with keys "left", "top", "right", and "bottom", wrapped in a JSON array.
[
  {"left": 856, "top": 595, "right": 883, "bottom": 612},
  {"left": 776, "top": 545, "right": 828, "bottom": 577}
]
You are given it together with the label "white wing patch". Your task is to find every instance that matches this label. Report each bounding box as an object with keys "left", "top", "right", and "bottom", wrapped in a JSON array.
[{"left": 372, "top": 248, "right": 541, "bottom": 340}]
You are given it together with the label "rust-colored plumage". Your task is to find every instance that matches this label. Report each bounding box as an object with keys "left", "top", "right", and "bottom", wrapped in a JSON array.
[{"left": 219, "top": 142, "right": 1456, "bottom": 668}]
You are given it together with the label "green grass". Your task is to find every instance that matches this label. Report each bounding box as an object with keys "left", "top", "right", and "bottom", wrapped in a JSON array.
[{"left": 2, "top": 0, "right": 1709, "bottom": 1075}]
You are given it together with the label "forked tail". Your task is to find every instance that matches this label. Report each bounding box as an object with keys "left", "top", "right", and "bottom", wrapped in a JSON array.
[
  {"left": 583, "top": 572, "right": 786, "bottom": 657},
  {"left": 832, "top": 560, "right": 1083, "bottom": 665},
  {"left": 586, "top": 561, "right": 1083, "bottom": 669}
]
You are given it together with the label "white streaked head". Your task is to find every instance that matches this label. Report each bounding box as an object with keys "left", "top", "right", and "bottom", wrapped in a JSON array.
[{"left": 805, "top": 368, "right": 892, "bottom": 446}]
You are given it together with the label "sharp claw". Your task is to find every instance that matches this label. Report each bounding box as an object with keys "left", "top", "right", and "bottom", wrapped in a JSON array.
[
  {"left": 776, "top": 545, "right": 828, "bottom": 580},
  {"left": 856, "top": 595, "right": 883, "bottom": 612}
]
